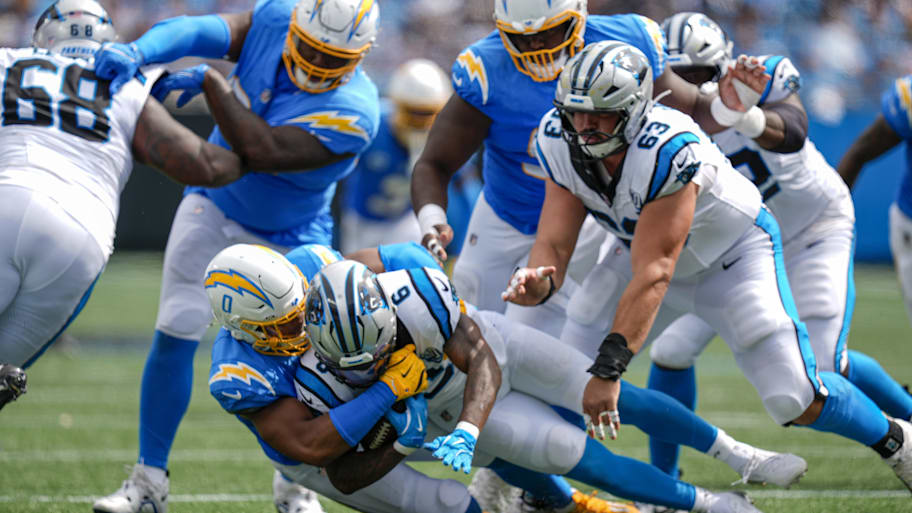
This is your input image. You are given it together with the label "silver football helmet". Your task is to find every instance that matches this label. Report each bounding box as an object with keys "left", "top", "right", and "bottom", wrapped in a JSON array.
[
  {"left": 662, "top": 12, "right": 732, "bottom": 83},
  {"left": 305, "top": 260, "right": 397, "bottom": 387},
  {"left": 553, "top": 40, "right": 654, "bottom": 159},
  {"left": 33, "top": 0, "right": 117, "bottom": 60},
  {"left": 205, "top": 244, "right": 310, "bottom": 356},
  {"left": 283, "top": 0, "right": 380, "bottom": 93}
]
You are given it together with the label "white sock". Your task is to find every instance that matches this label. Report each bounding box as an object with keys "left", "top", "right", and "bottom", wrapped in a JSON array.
[
  {"left": 706, "top": 429, "right": 753, "bottom": 474},
  {"left": 137, "top": 463, "right": 168, "bottom": 484},
  {"left": 691, "top": 487, "right": 716, "bottom": 512}
]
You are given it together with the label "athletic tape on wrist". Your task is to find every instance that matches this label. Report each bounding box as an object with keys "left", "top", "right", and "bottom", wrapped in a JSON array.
[
  {"left": 733, "top": 106, "right": 766, "bottom": 138},
  {"left": 710, "top": 96, "right": 743, "bottom": 127},
  {"left": 417, "top": 204, "right": 447, "bottom": 235},
  {"left": 455, "top": 421, "right": 480, "bottom": 440}
]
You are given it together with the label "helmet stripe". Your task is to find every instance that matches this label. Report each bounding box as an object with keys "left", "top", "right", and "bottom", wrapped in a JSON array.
[
  {"left": 320, "top": 272, "right": 350, "bottom": 353},
  {"left": 582, "top": 44, "right": 615, "bottom": 90},
  {"left": 344, "top": 265, "right": 361, "bottom": 351}
]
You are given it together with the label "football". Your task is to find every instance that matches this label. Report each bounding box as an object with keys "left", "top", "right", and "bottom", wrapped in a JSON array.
[{"left": 360, "top": 401, "right": 406, "bottom": 450}]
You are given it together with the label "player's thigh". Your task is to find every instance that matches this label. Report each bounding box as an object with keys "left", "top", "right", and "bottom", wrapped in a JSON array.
[
  {"left": 784, "top": 225, "right": 854, "bottom": 373},
  {"left": 0, "top": 189, "right": 105, "bottom": 366},
  {"left": 475, "top": 390, "right": 587, "bottom": 475},
  {"left": 889, "top": 203, "right": 912, "bottom": 323},
  {"left": 274, "top": 461, "right": 472, "bottom": 513},
  {"left": 648, "top": 313, "right": 717, "bottom": 370},
  {"left": 453, "top": 193, "right": 534, "bottom": 312},
  {"left": 156, "top": 194, "right": 288, "bottom": 338},
  {"left": 478, "top": 310, "right": 591, "bottom": 414}
]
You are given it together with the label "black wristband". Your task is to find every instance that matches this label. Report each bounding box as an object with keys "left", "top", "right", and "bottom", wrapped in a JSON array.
[
  {"left": 586, "top": 332, "right": 634, "bottom": 381},
  {"left": 535, "top": 274, "right": 556, "bottom": 305}
]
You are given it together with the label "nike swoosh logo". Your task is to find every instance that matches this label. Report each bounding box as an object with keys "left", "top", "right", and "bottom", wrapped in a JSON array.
[
  {"left": 400, "top": 368, "right": 411, "bottom": 378},
  {"left": 222, "top": 391, "right": 242, "bottom": 400},
  {"left": 721, "top": 256, "right": 742, "bottom": 270}
]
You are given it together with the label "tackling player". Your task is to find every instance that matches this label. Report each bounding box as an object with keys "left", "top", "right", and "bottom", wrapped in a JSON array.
[
  {"left": 0, "top": 0, "right": 245, "bottom": 409},
  {"left": 411, "top": 0, "right": 771, "bottom": 340},
  {"left": 644, "top": 12, "right": 912, "bottom": 480},
  {"left": 838, "top": 75, "right": 912, "bottom": 332},
  {"left": 306, "top": 259, "right": 768, "bottom": 513},
  {"left": 91, "top": 1, "right": 381, "bottom": 512},
  {"left": 507, "top": 40, "right": 912, "bottom": 494}
]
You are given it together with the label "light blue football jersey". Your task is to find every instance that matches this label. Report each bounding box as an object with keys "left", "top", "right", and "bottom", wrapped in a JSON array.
[
  {"left": 452, "top": 14, "right": 667, "bottom": 234},
  {"left": 208, "top": 242, "right": 438, "bottom": 465},
  {"left": 186, "top": 0, "right": 380, "bottom": 248},
  {"left": 881, "top": 75, "right": 912, "bottom": 218}
]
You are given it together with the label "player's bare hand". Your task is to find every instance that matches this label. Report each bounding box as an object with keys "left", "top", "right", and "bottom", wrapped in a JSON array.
[
  {"left": 719, "top": 55, "right": 768, "bottom": 112},
  {"left": 581, "top": 376, "right": 621, "bottom": 440},
  {"left": 421, "top": 224, "right": 454, "bottom": 265},
  {"left": 501, "top": 266, "right": 556, "bottom": 306}
]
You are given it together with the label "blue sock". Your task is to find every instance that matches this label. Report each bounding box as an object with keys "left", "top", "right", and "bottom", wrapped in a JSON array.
[
  {"left": 846, "top": 350, "right": 912, "bottom": 420},
  {"left": 138, "top": 331, "right": 199, "bottom": 470},
  {"left": 464, "top": 497, "right": 482, "bottom": 513},
  {"left": 807, "top": 371, "right": 889, "bottom": 445},
  {"left": 566, "top": 437, "right": 695, "bottom": 510},
  {"left": 645, "top": 365, "right": 698, "bottom": 477},
  {"left": 621, "top": 378, "right": 716, "bottom": 452},
  {"left": 488, "top": 458, "right": 573, "bottom": 508}
]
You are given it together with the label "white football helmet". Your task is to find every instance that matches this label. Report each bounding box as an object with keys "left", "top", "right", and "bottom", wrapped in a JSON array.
[
  {"left": 283, "top": 0, "right": 380, "bottom": 93},
  {"left": 494, "top": 0, "right": 587, "bottom": 82},
  {"left": 554, "top": 40, "right": 654, "bottom": 159},
  {"left": 305, "top": 260, "right": 397, "bottom": 387},
  {"left": 387, "top": 58, "right": 452, "bottom": 151},
  {"left": 33, "top": 0, "right": 117, "bottom": 60},
  {"left": 205, "top": 244, "right": 310, "bottom": 356},
  {"left": 662, "top": 12, "right": 732, "bottom": 83}
]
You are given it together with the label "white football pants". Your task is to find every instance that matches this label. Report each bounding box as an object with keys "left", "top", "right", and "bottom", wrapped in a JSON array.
[{"left": 888, "top": 203, "right": 912, "bottom": 330}]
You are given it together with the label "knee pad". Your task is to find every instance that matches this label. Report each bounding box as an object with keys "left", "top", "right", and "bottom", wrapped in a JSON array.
[
  {"left": 763, "top": 393, "right": 810, "bottom": 425},
  {"left": 723, "top": 288, "right": 789, "bottom": 351},
  {"left": 156, "top": 282, "right": 212, "bottom": 339},
  {"left": 543, "top": 421, "right": 587, "bottom": 473},
  {"left": 648, "top": 316, "right": 715, "bottom": 370},
  {"left": 789, "top": 266, "right": 843, "bottom": 321}
]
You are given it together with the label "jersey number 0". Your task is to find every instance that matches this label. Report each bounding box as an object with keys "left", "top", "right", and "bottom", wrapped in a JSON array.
[{"left": 2, "top": 58, "right": 112, "bottom": 142}]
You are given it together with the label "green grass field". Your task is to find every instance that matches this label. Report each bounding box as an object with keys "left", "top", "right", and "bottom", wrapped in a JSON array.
[{"left": 1, "top": 253, "right": 910, "bottom": 512}]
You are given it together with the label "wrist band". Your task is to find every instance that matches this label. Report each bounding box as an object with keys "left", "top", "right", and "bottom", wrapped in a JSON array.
[
  {"left": 586, "top": 332, "right": 634, "bottom": 381},
  {"left": 710, "top": 96, "right": 743, "bottom": 127},
  {"left": 535, "top": 274, "right": 556, "bottom": 305},
  {"left": 393, "top": 440, "right": 416, "bottom": 455},
  {"left": 455, "top": 421, "right": 480, "bottom": 439},
  {"left": 733, "top": 106, "right": 766, "bottom": 138},
  {"left": 417, "top": 204, "right": 447, "bottom": 236}
]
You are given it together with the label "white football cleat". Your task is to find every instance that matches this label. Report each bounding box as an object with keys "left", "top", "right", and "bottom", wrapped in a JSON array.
[
  {"left": 93, "top": 464, "right": 168, "bottom": 513},
  {"left": 704, "top": 492, "right": 761, "bottom": 513},
  {"left": 731, "top": 447, "right": 807, "bottom": 487},
  {"left": 634, "top": 502, "right": 685, "bottom": 513},
  {"left": 272, "top": 470, "right": 325, "bottom": 513},
  {"left": 884, "top": 418, "right": 912, "bottom": 493},
  {"left": 468, "top": 467, "right": 513, "bottom": 513}
]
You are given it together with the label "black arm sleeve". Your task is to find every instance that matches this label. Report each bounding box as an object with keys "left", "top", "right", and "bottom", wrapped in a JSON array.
[{"left": 766, "top": 102, "right": 808, "bottom": 153}]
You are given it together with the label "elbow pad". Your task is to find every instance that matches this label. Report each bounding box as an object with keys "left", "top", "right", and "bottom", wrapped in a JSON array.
[{"left": 766, "top": 102, "right": 808, "bottom": 153}]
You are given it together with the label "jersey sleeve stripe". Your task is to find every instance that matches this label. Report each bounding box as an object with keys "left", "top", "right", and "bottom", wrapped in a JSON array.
[
  {"left": 648, "top": 131, "right": 700, "bottom": 202},
  {"left": 759, "top": 55, "right": 784, "bottom": 105},
  {"left": 296, "top": 364, "right": 344, "bottom": 408},
  {"left": 406, "top": 269, "right": 452, "bottom": 341}
]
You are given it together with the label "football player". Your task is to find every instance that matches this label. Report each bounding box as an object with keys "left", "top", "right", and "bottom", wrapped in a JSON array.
[
  {"left": 411, "top": 0, "right": 770, "bottom": 341},
  {"left": 306, "top": 259, "right": 771, "bottom": 513},
  {"left": 204, "top": 242, "right": 627, "bottom": 513},
  {"left": 838, "top": 75, "right": 912, "bottom": 332},
  {"left": 340, "top": 59, "right": 482, "bottom": 260},
  {"left": 643, "top": 12, "right": 912, "bottom": 480},
  {"left": 0, "top": 0, "right": 245, "bottom": 409},
  {"left": 506, "top": 40, "right": 912, "bottom": 493},
  {"left": 91, "top": 1, "right": 381, "bottom": 512}
]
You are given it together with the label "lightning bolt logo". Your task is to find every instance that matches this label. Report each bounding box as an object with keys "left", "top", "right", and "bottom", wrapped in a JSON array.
[
  {"left": 289, "top": 111, "right": 370, "bottom": 142},
  {"left": 209, "top": 362, "right": 276, "bottom": 395},
  {"left": 456, "top": 49, "right": 489, "bottom": 105},
  {"left": 205, "top": 269, "right": 273, "bottom": 308},
  {"left": 897, "top": 77, "right": 912, "bottom": 129},
  {"left": 350, "top": 0, "right": 375, "bottom": 39}
]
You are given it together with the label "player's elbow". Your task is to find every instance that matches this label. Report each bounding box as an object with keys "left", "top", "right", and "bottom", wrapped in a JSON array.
[
  {"left": 326, "top": 467, "right": 364, "bottom": 494},
  {"left": 641, "top": 258, "right": 675, "bottom": 292}
]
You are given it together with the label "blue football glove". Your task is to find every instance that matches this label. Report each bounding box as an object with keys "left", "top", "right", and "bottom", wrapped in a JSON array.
[
  {"left": 151, "top": 64, "right": 210, "bottom": 108},
  {"left": 94, "top": 42, "right": 145, "bottom": 94},
  {"left": 423, "top": 427, "right": 477, "bottom": 474},
  {"left": 385, "top": 395, "right": 428, "bottom": 455}
]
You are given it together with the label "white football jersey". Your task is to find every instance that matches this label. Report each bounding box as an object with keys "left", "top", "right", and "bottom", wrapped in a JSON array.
[
  {"left": 535, "top": 105, "right": 761, "bottom": 277},
  {"left": 0, "top": 47, "right": 163, "bottom": 256},
  {"left": 708, "top": 56, "right": 851, "bottom": 243},
  {"left": 376, "top": 267, "right": 469, "bottom": 407}
]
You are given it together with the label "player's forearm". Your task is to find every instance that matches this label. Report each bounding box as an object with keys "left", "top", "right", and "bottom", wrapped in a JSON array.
[
  {"left": 201, "top": 68, "right": 271, "bottom": 158},
  {"left": 610, "top": 265, "right": 671, "bottom": 353},
  {"left": 459, "top": 348, "right": 499, "bottom": 430},
  {"left": 133, "top": 15, "right": 232, "bottom": 64},
  {"left": 411, "top": 158, "right": 453, "bottom": 212},
  {"left": 752, "top": 102, "right": 808, "bottom": 153},
  {"left": 528, "top": 236, "right": 571, "bottom": 293},
  {"left": 325, "top": 444, "right": 405, "bottom": 494}
]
